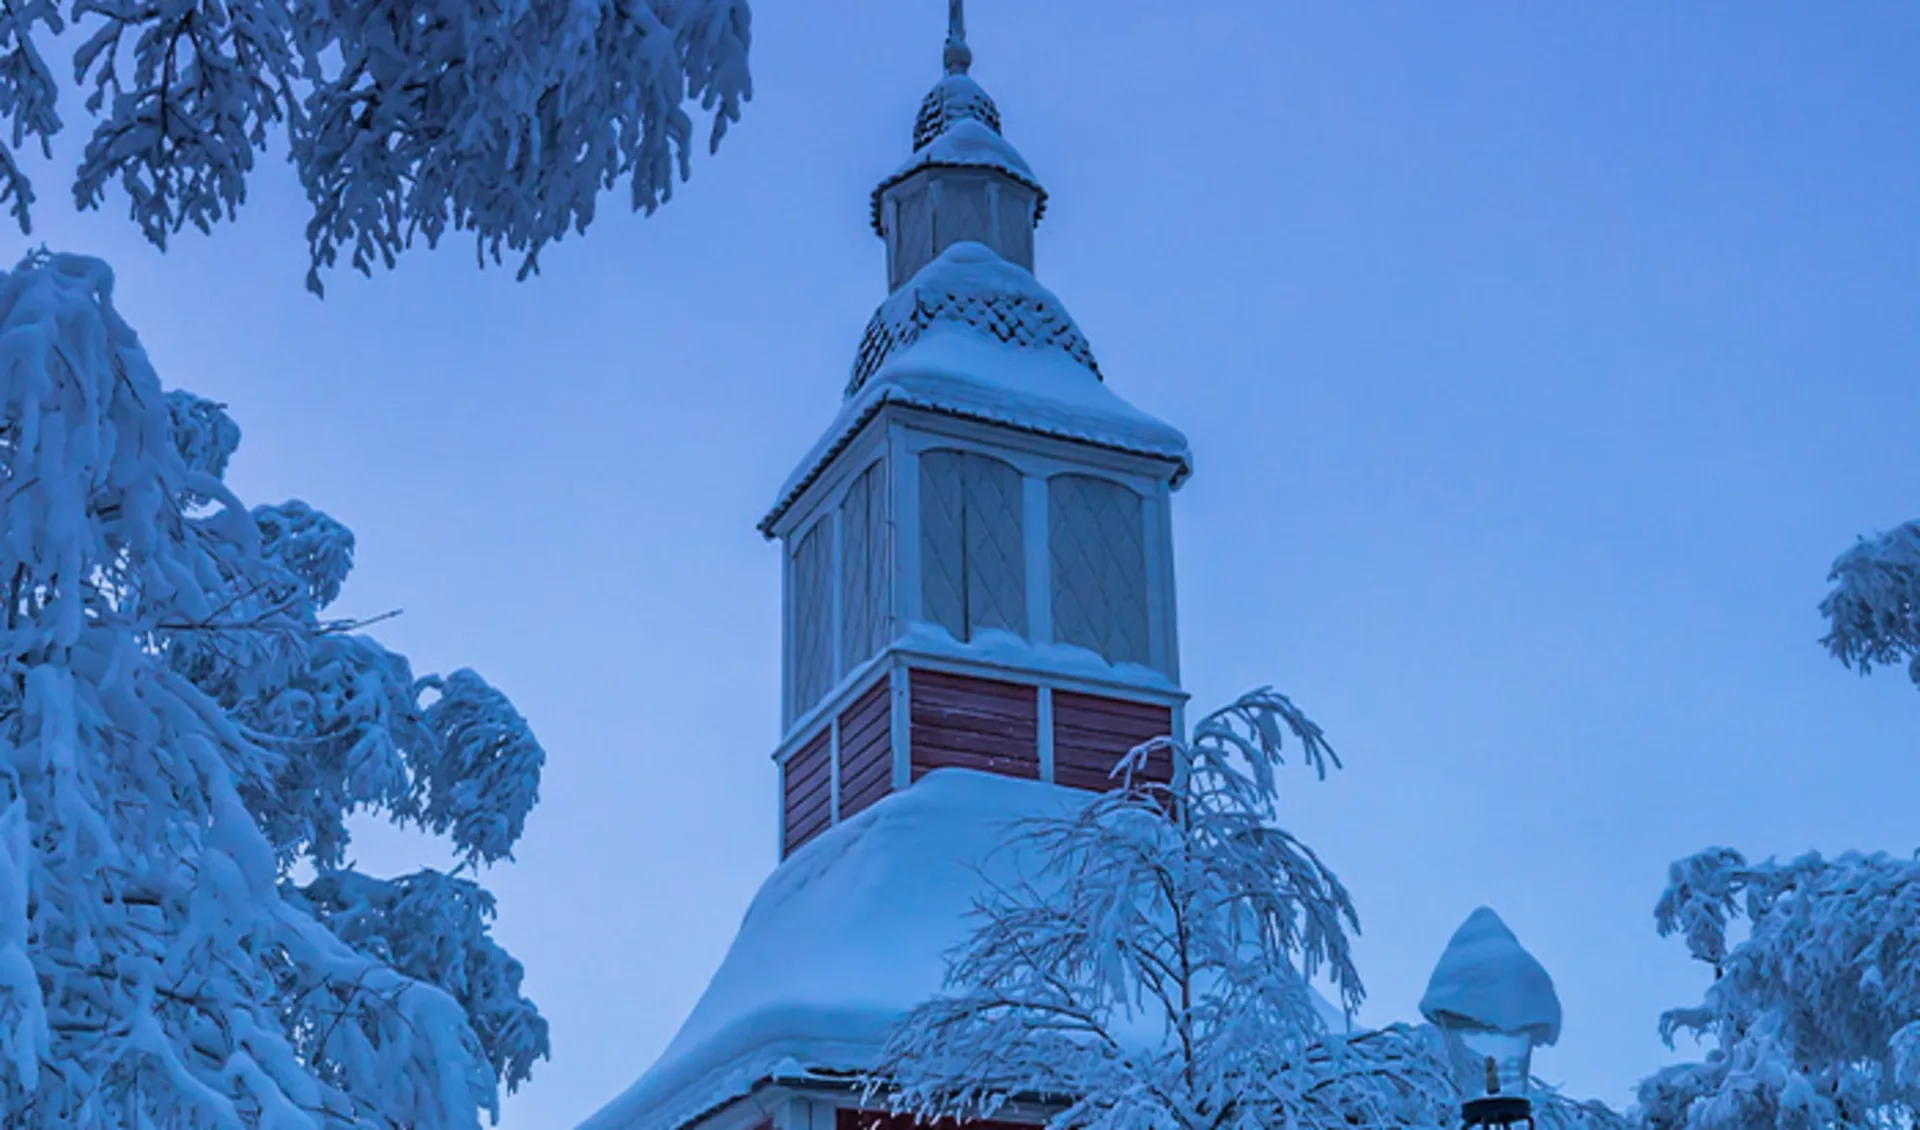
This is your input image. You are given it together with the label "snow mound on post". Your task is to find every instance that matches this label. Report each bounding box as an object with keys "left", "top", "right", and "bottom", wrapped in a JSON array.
[
  {"left": 581, "top": 769, "right": 1341, "bottom": 1130},
  {"left": 1418, "top": 907, "right": 1562, "bottom": 1044}
]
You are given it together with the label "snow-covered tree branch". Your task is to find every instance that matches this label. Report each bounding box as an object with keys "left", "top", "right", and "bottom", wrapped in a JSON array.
[
  {"left": 1636, "top": 847, "right": 1920, "bottom": 1129},
  {"left": 0, "top": 0, "right": 751, "bottom": 292},
  {"left": 869, "top": 688, "right": 1457, "bottom": 1130},
  {"left": 0, "top": 249, "right": 548, "bottom": 1126},
  {"left": 1822, "top": 521, "right": 1920, "bottom": 689}
]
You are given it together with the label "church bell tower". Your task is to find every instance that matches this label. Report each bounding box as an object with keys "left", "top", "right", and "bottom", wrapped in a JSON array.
[{"left": 759, "top": 1, "right": 1195, "bottom": 858}]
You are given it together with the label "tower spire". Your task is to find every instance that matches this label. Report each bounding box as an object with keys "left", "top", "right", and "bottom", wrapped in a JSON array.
[{"left": 943, "top": 0, "right": 972, "bottom": 75}]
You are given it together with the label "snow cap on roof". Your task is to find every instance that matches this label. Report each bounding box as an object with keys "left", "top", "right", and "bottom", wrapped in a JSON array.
[
  {"left": 871, "top": 117, "right": 1045, "bottom": 238},
  {"left": 1418, "top": 907, "right": 1562, "bottom": 1045},
  {"left": 578, "top": 771, "right": 1082, "bottom": 1130},
  {"left": 850, "top": 239, "right": 1097, "bottom": 395},
  {"left": 923, "top": 0, "right": 992, "bottom": 141},
  {"left": 759, "top": 244, "right": 1190, "bottom": 537},
  {"left": 579, "top": 770, "right": 1343, "bottom": 1130}
]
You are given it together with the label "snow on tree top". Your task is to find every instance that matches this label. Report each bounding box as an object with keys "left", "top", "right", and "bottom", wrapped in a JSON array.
[
  {"left": 869, "top": 118, "right": 1049, "bottom": 235},
  {"left": 1418, "top": 907, "right": 1563, "bottom": 1044},
  {"left": 760, "top": 245, "right": 1190, "bottom": 537},
  {"left": 579, "top": 770, "right": 1343, "bottom": 1130}
]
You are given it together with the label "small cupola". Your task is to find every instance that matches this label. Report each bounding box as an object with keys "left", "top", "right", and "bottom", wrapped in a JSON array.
[{"left": 871, "top": 1, "right": 1048, "bottom": 291}]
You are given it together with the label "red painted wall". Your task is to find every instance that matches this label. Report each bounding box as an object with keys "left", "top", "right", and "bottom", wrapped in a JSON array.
[
  {"left": 1051, "top": 690, "right": 1174, "bottom": 793},
  {"left": 910, "top": 669, "right": 1040, "bottom": 782},
  {"left": 785, "top": 672, "right": 1178, "bottom": 857},
  {"left": 782, "top": 728, "right": 833, "bottom": 855},
  {"left": 838, "top": 677, "right": 893, "bottom": 819}
]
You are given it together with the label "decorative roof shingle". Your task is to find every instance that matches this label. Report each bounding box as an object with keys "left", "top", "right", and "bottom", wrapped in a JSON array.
[
  {"left": 914, "top": 72, "right": 1002, "bottom": 151},
  {"left": 869, "top": 118, "right": 1048, "bottom": 237},
  {"left": 847, "top": 242, "right": 1098, "bottom": 398}
]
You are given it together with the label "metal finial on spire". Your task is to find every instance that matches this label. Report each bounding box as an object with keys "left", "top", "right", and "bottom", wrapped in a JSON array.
[{"left": 943, "top": 0, "right": 972, "bottom": 74}]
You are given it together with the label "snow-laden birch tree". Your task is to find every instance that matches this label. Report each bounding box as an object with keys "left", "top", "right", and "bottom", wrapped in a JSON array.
[
  {"left": 870, "top": 687, "right": 1456, "bottom": 1130},
  {"left": 0, "top": 0, "right": 751, "bottom": 291},
  {"left": 0, "top": 249, "right": 547, "bottom": 1125},
  {"left": 1635, "top": 847, "right": 1920, "bottom": 1129},
  {"left": 1823, "top": 521, "right": 1920, "bottom": 692}
]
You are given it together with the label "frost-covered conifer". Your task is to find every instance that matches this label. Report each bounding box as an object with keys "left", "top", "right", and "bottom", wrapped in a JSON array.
[
  {"left": 871, "top": 688, "right": 1455, "bottom": 1130},
  {"left": 0, "top": 249, "right": 547, "bottom": 1126},
  {"left": 1823, "top": 521, "right": 1920, "bottom": 690},
  {"left": 1636, "top": 847, "right": 1920, "bottom": 1129},
  {"left": 0, "top": 0, "right": 751, "bottom": 291}
]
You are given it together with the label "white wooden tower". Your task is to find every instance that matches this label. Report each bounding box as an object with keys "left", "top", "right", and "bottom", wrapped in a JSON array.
[{"left": 759, "top": 0, "right": 1194, "bottom": 857}]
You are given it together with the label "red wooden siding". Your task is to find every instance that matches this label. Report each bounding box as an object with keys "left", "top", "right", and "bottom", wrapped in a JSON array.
[
  {"left": 782, "top": 728, "right": 833, "bottom": 855},
  {"left": 838, "top": 1111, "right": 1036, "bottom": 1130},
  {"left": 910, "top": 669, "right": 1040, "bottom": 781},
  {"left": 837, "top": 677, "right": 894, "bottom": 820},
  {"left": 1051, "top": 690, "right": 1174, "bottom": 792}
]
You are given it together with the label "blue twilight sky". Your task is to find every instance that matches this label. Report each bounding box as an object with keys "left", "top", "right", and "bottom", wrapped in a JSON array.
[{"left": 17, "top": 2, "right": 1920, "bottom": 1126}]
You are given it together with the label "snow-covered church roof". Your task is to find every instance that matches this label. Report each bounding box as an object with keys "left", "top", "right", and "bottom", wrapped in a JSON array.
[
  {"left": 759, "top": 243, "right": 1192, "bottom": 536},
  {"left": 580, "top": 770, "right": 1340, "bottom": 1130}
]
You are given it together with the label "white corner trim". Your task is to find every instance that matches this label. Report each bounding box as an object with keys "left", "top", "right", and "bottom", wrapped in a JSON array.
[
  {"left": 889, "top": 658, "right": 912, "bottom": 791},
  {"left": 1037, "top": 685, "right": 1055, "bottom": 783},
  {"left": 828, "top": 714, "right": 842, "bottom": 824}
]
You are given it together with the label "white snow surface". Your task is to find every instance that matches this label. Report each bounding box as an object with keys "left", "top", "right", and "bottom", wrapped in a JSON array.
[
  {"left": 1417, "top": 907, "right": 1562, "bottom": 1044},
  {"left": 886, "top": 118, "right": 1040, "bottom": 188},
  {"left": 897, "top": 623, "right": 1182, "bottom": 695},
  {"left": 580, "top": 770, "right": 1341, "bottom": 1130},
  {"left": 762, "top": 245, "right": 1191, "bottom": 534}
]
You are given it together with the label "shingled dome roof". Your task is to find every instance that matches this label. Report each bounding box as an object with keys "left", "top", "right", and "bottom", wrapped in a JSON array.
[
  {"left": 849, "top": 239, "right": 1096, "bottom": 397},
  {"left": 915, "top": 71, "right": 1001, "bottom": 149},
  {"left": 758, "top": 243, "right": 1191, "bottom": 536}
]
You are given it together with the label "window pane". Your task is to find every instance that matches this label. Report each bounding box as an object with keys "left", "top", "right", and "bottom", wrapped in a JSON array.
[
  {"left": 1050, "top": 474, "right": 1149, "bottom": 666},
  {"left": 841, "top": 462, "right": 891, "bottom": 670},
  {"left": 995, "top": 184, "right": 1036, "bottom": 269},
  {"left": 920, "top": 449, "right": 1028, "bottom": 643},
  {"left": 935, "top": 176, "right": 992, "bottom": 253},
  {"left": 920, "top": 450, "right": 966, "bottom": 640},
  {"left": 792, "top": 520, "right": 835, "bottom": 713},
  {"left": 962, "top": 454, "right": 1026, "bottom": 638}
]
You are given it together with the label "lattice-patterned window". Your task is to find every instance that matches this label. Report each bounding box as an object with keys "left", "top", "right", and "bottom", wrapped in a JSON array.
[
  {"left": 921, "top": 450, "right": 1027, "bottom": 642},
  {"left": 935, "top": 176, "right": 992, "bottom": 251},
  {"left": 840, "top": 462, "right": 891, "bottom": 671},
  {"left": 1050, "top": 474, "right": 1149, "bottom": 666},
  {"left": 994, "top": 183, "right": 1036, "bottom": 269},
  {"left": 790, "top": 519, "right": 834, "bottom": 715},
  {"left": 889, "top": 184, "right": 933, "bottom": 290}
]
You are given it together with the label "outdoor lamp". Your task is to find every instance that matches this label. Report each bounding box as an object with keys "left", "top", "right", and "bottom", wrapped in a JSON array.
[{"left": 1419, "top": 907, "right": 1563, "bottom": 1128}]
